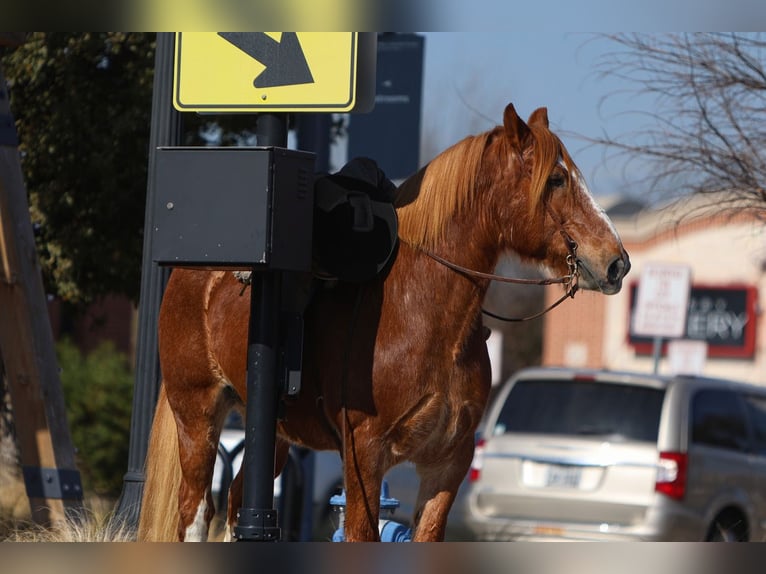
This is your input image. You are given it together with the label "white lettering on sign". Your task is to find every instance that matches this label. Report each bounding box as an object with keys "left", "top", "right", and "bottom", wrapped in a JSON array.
[{"left": 686, "top": 296, "right": 749, "bottom": 341}]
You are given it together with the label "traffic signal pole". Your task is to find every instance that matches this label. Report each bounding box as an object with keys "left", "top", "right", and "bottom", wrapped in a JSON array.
[
  {"left": 116, "top": 32, "right": 179, "bottom": 528},
  {"left": 233, "top": 113, "right": 288, "bottom": 541}
]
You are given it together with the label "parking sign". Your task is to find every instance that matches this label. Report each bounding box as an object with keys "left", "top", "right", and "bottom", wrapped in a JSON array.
[{"left": 632, "top": 263, "right": 692, "bottom": 338}]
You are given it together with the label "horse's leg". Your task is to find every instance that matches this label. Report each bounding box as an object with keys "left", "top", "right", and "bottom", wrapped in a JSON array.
[
  {"left": 171, "top": 387, "right": 233, "bottom": 542},
  {"left": 410, "top": 438, "right": 475, "bottom": 542},
  {"left": 341, "top": 427, "right": 384, "bottom": 542},
  {"left": 223, "top": 437, "right": 291, "bottom": 542}
]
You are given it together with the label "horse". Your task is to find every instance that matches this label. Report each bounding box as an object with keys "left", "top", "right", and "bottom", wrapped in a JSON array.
[{"left": 137, "top": 103, "right": 630, "bottom": 542}]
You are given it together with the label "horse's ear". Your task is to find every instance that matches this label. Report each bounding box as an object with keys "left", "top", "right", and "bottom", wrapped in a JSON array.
[
  {"left": 528, "top": 107, "right": 549, "bottom": 128},
  {"left": 503, "top": 103, "right": 532, "bottom": 151}
]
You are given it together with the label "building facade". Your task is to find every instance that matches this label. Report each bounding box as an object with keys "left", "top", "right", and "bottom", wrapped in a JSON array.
[{"left": 542, "top": 196, "right": 766, "bottom": 385}]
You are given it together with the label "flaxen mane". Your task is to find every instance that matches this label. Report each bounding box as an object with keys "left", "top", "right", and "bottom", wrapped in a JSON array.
[
  {"left": 396, "top": 132, "right": 491, "bottom": 251},
  {"left": 396, "top": 121, "right": 576, "bottom": 251}
]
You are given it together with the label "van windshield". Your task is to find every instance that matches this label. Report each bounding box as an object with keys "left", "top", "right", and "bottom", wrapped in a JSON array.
[{"left": 494, "top": 379, "right": 665, "bottom": 443}]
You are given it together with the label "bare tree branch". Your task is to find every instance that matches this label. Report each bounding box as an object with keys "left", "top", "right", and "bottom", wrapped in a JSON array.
[{"left": 583, "top": 33, "right": 766, "bottom": 214}]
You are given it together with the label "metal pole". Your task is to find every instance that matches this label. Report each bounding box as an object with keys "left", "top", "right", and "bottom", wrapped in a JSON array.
[
  {"left": 297, "top": 113, "right": 331, "bottom": 172},
  {"left": 652, "top": 336, "right": 662, "bottom": 375},
  {"left": 277, "top": 113, "right": 331, "bottom": 540},
  {"left": 254, "top": 113, "right": 287, "bottom": 148},
  {"left": 115, "top": 32, "right": 180, "bottom": 528},
  {"left": 233, "top": 112, "right": 288, "bottom": 541}
]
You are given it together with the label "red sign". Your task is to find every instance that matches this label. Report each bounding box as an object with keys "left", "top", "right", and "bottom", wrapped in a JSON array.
[{"left": 628, "top": 284, "right": 758, "bottom": 359}]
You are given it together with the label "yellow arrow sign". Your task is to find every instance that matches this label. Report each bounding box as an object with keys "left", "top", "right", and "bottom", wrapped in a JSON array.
[{"left": 173, "top": 32, "right": 374, "bottom": 112}]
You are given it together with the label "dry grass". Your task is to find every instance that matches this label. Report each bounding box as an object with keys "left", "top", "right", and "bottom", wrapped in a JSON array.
[
  {"left": 0, "top": 465, "right": 29, "bottom": 540},
  {"left": 3, "top": 507, "right": 135, "bottom": 542},
  {"left": 0, "top": 471, "right": 28, "bottom": 521},
  {"left": 0, "top": 468, "right": 135, "bottom": 542},
  {"left": 0, "top": 463, "right": 232, "bottom": 542}
]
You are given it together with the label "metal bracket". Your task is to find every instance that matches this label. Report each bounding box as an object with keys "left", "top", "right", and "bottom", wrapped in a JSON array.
[
  {"left": 22, "top": 466, "right": 84, "bottom": 501},
  {"left": 233, "top": 508, "right": 280, "bottom": 541},
  {"left": 281, "top": 312, "right": 303, "bottom": 397}
]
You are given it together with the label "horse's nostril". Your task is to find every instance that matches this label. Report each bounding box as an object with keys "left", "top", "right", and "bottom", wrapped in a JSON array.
[{"left": 607, "top": 256, "right": 628, "bottom": 284}]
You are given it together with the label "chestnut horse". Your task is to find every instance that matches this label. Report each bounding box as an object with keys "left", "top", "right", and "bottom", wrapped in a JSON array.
[{"left": 137, "top": 104, "right": 630, "bottom": 542}]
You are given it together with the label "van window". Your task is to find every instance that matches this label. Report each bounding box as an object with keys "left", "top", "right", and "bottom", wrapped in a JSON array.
[
  {"left": 691, "top": 390, "right": 748, "bottom": 452},
  {"left": 743, "top": 395, "right": 766, "bottom": 455},
  {"left": 493, "top": 379, "right": 665, "bottom": 443}
]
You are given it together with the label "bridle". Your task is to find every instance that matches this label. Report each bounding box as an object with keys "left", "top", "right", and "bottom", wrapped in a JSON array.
[{"left": 421, "top": 209, "right": 581, "bottom": 322}]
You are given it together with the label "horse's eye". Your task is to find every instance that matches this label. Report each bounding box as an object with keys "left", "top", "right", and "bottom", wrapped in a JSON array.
[{"left": 547, "top": 173, "right": 566, "bottom": 189}]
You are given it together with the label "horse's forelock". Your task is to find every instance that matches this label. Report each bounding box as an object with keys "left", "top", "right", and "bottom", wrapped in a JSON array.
[
  {"left": 527, "top": 122, "right": 577, "bottom": 213},
  {"left": 397, "top": 131, "right": 491, "bottom": 250}
]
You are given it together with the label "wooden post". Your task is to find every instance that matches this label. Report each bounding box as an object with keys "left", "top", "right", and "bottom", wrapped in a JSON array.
[{"left": 0, "top": 36, "right": 83, "bottom": 525}]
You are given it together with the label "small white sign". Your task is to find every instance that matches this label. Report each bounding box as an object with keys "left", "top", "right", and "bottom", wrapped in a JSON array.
[
  {"left": 667, "top": 339, "right": 708, "bottom": 376},
  {"left": 486, "top": 328, "right": 504, "bottom": 385},
  {"left": 632, "top": 263, "right": 692, "bottom": 338}
]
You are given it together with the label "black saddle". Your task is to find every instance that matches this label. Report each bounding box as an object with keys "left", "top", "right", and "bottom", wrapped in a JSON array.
[{"left": 313, "top": 157, "right": 399, "bottom": 282}]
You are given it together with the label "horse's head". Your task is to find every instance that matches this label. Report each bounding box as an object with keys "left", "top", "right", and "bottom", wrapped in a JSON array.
[{"left": 498, "top": 103, "right": 630, "bottom": 294}]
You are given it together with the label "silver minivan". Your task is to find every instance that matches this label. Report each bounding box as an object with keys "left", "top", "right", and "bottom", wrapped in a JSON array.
[{"left": 464, "top": 367, "right": 766, "bottom": 541}]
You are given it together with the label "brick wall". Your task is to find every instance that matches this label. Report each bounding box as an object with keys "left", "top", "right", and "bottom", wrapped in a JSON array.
[{"left": 542, "top": 287, "right": 606, "bottom": 368}]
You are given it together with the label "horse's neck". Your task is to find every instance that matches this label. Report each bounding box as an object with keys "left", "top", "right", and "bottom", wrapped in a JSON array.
[
  {"left": 437, "top": 211, "right": 502, "bottom": 276},
  {"left": 394, "top": 233, "right": 499, "bottom": 349}
]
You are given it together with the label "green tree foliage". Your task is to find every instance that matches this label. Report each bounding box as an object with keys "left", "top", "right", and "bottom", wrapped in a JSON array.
[
  {"left": 57, "top": 339, "right": 133, "bottom": 497},
  {"left": 1, "top": 33, "right": 155, "bottom": 305}
]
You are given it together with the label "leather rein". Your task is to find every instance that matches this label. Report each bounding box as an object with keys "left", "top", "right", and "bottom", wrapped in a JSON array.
[{"left": 422, "top": 226, "right": 581, "bottom": 323}]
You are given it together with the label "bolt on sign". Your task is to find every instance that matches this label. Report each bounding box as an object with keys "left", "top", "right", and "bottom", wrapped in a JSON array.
[
  {"left": 173, "top": 32, "right": 375, "bottom": 112},
  {"left": 632, "top": 263, "right": 692, "bottom": 339}
]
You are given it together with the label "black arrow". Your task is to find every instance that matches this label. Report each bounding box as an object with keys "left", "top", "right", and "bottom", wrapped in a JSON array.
[{"left": 218, "top": 32, "right": 314, "bottom": 88}]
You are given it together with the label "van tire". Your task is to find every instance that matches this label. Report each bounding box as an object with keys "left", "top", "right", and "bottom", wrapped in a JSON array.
[{"left": 706, "top": 509, "right": 748, "bottom": 542}]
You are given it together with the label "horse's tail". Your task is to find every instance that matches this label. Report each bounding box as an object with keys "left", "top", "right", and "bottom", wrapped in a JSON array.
[{"left": 137, "top": 384, "right": 181, "bottom": 542}]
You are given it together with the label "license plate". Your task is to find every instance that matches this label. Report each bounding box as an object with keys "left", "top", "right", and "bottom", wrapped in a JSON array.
[{"left": 545, "top": 464, "right": 582, "bottom": 488}]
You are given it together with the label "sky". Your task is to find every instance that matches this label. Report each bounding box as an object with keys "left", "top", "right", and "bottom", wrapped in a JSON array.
[{"left": 417, "top": 32, "right": 651, "bottom": 199}]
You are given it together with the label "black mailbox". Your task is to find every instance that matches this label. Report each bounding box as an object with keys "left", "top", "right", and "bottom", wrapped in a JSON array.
[{"left": 151, "top": 146, "right": 315, "bottom": 271}]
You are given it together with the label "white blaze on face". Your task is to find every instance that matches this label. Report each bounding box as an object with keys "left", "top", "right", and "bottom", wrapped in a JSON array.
[
  {"left": 184, "top": 498, "right": 209, "bottom": 542},
  {"left": 569, "top": 163, "right": 621, "bottom": 242}
]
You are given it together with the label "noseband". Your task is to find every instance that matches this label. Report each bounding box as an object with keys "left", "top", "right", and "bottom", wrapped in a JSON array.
[{"left": 421, "top": 210, "right": 580, "bottom": 322}]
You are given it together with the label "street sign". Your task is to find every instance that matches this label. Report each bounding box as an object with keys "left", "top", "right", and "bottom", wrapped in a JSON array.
[
  {"left": 667, "top": 339, "right": 708, "bottom": 376},
  {"left": 173, "top": 32, "right": 375, "bottom": 112},
  {"left": 632, "top": 263, "right": 692, "bottom": 338},
  {"left": 348, "top": 33, "right": 424, "bottom": 180}
]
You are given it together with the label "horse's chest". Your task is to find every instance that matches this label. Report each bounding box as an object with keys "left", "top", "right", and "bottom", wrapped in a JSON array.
[{"left": 383, "top": 392, "right": 483, "bottom": 463}]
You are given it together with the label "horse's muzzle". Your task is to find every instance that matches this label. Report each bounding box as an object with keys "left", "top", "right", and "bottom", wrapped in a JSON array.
[
  {"left": 578, "top": 251, "right": 630, "bottom": 295},
  {"left": 602, "top": 252, "right": 631, "bottom": 294}
]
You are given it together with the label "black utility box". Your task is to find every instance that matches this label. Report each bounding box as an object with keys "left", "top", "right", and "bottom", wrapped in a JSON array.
[{"left": 151, "top": 146, "right": 315, "bottom": 271}]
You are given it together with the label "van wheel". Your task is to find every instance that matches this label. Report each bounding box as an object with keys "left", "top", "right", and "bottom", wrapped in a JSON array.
[{"left": 706, "top": 510, "right": 748, "bottom": 542}]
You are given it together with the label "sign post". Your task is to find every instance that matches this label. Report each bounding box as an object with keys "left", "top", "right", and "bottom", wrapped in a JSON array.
[
  {"left": 116, "top": 31, "right": 180, "bottom": 529},
  {"left": 233, "top": 113, "right": 288, "bottom": 542},
  {"left": 632, "top": 263, "right": 692, "bottom": 374},
  {"left": 348, "top": 33, "right": 424, "bottom": 180}
]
